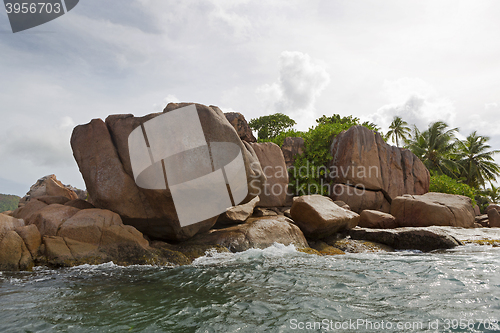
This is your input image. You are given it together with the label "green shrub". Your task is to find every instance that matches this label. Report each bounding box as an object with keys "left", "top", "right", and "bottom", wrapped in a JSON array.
[
  {"left": 429, "top": 174, "right": 477, "bottom": 206},
  {"left": 288, "top": 115, "right": 379, "bottom": 195}
]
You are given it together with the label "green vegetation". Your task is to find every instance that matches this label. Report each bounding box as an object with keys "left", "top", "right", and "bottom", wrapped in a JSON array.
[
  {"left": 0, "top": 194, "right": 20, "bottom": 213},
  {"left": 284, "top": 114, "right": 378, "bottom": 195},
  {"left": 248, "top": 113, "right": 296, "bottom": 140},
  {"left": 249, "top": 112, "right": 499, "bottom": 210},
  {"left": 429, "top": 174, "right": 476, "bottom": 205},
  {"left": 403, "top": 121, "right": 500, "bottom": 211}
]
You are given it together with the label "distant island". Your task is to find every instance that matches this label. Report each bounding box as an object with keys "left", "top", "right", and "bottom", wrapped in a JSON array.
[{"left": 0, "top": 193, "right": 20, "bottom": 213}]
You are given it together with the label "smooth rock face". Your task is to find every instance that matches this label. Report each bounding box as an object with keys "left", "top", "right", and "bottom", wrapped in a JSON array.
[
  {"left": 359, "top": 210, "right": 398, "bottom": 229},
  {"left": 14, "top": 224, "right": 42, "bottom": 257},
  {"left": 250, "top": 142, "right": 288, "bottom": 207},
  {"left": 330, "top": 184, "right": 390, "bottom": 213},
  {"left": 290, "top": 195, "right": 359, "bottom": 239},
  {"left": 281, "top": 137, "right": 304, "bottom": 168},
  {"left": 29, "top": 204, "right": 80, "bottom": 236},
  {"left": 224, "top": 111, "right": 256, "bottom": 143},
  {"left": 328, "top": 126, "right": 429, "bottom": 210},
  {"left": 42, "top": 209, "right": 153, "bottom": 267},
  {"left": 349, "top": 227, "right": 461, "bottom": 252},
  {"left": 71, "top": 103, "right": 265, "bottom": 241},
  {"left": 0, "top": 213, "right": 25, "bottom": 235},
  {"left": 183, "top": 216, "right": 308, "bottom": 252},
  {"left": 216, "top": 196, "right": 260, "bottom": 225},
  {"left": 0, "top": 230, "right": 33, "bottom": 271},
  {"left": 19, "top": 175, "right": 78, "bottom": 204},
  {"left": 391, "top": 193, "right": 476, "bottom": 228},
  {"left": 488, "top": 208, "right": 500, "bottom": 228}
]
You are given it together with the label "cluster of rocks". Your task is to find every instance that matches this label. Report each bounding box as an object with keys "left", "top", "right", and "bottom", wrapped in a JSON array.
[{"left": 1, "top": 102, "right": 497, "bottom": 271}]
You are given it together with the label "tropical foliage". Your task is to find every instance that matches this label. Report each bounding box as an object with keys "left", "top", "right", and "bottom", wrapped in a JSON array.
[{"left": 429, "top": 174, "right": 476, "bottom": 205}]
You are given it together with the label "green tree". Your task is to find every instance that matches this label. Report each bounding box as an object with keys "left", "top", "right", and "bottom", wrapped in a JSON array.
[
  {"left": 455, "top": 131, "right": 500, "bottom": 188},
  {"left": 385, "top": 116, "right": 411, "bottom": 147},
  {"left": 407, "top": 121, "right": 460, "bottom": 177},
  {"left": 249, "top": 113, "right": 296, "bottom": 140}
]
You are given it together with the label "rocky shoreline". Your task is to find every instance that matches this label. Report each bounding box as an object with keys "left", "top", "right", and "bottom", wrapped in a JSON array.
[{"left": 1, "top": 103, "right": 499, "bottom": 272}]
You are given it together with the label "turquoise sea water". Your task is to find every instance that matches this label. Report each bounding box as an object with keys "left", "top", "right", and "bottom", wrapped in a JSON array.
[{"left": 1, "top": 242, "right": 500, "bottom": 333}]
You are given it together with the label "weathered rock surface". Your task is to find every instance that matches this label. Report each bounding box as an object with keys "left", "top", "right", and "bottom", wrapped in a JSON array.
[
  {"left": 250, "top": 142, "right": 288, "bottom": 207},
  {"left": 224, "top": 111, "right": 256, "bottom": 143},
  {"left": 486, "top": 204, "right": 500, "bottom": 213},
  {"left": 36, "top": 195, "right": 71, "bottom": 205},
  {"left": 183, "top": 216, "right": 308, "bottom": 252},
  {"left": 216, "top": 196, "right": 260, "bottom": 226},
  {"left": 40, "top": 209, "right": 158, "bottom": 267},
  {"left": 290, "top": 195, "right": 359, "bottom": 239},
  {"left": 1, "top": 213, "right": 25, "bottom": 234},
  {"left": 328, "top": 126, "right": 429, "bottom": 211},
  {"left": 359, "top": 210, "right": 398, "bottom": 229},
  {"left": 71, "top": 103, "right": 265, "bottom": 241},
  {"left": 19, "top": 175, "right": 78, "bottom": 205},
  {"left": 281, "top": 137, "right": 304, "bottom": 168},
  {"left": 0, "top": 215, "right": 34, "bottom": 271},
  {"left": 29, "top": 204, "right": 80, "bottom": 236},
  {"left": 14, "top": 224, "right": 42, "bottom": 257},
  {"left": 12, "top": 199, "right": 48, "bottom": 222},
  {"left": 475, "top": 214, "right": 489, "bottom": 227},
  {"left": 253, "top": 207, "right": 279, "bottom": 217},
  {"left": 487, "top": 208, "right": 500, "bottom": 228},
  {"left": 349, "top": 227, "right": 461, "bottom": 252},
  {"left": 64, "top": 199, "right": 95, "bottom": 210},
  {"left": 0, "top": 230, "right": 33, "bottom": 271},
  {"left": 391, "top": 193, "right": 475, "bottom": 228},
  {"left": 330, "top": 184, "right": 390, "bottom": 213}
]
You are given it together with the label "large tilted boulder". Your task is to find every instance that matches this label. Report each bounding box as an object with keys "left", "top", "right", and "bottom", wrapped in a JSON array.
[
  {"left": 281, "top": 137, "right": 304, "bottom": 168},
  {"left": 328, "top": 126, "right": 429, "bottom": 211},
  {"left": 224, "top": 111, "right": 256, "bottom": 143},
  {"left": 182, "top": 216, "right": 308, "bottom": 252},
  {"left": 290, "top": 195, "right": 359, "bottom": 239},
  {"left": 359, "top": 210, "right": 398, "bottom": 229},
  {"left": 71, "top": 103, "right": 265, "bottom": 241},
  {"left": 348, "top": 227, "right": 461, "bottom": 252},
  {"left": 249, "top": 142, "right": 288, "bottom": 207},
  {"left": 391, "top": 193, "right": 476, "bottom": 228}
]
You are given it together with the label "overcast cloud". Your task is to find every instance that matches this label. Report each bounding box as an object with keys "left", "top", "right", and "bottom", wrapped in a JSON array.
[{"left": 1, "top": 0, "right": 499, "bottom": 195}]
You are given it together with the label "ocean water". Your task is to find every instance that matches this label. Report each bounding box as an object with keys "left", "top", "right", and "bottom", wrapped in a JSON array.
[{"left": 1, "top": 239, "right": 500, "bottom": 332}]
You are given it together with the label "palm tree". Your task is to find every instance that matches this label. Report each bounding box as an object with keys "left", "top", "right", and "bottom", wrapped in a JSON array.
[
  {"left": 455, "top": 131, "right": 500, "bottom": 188},
  {"left": 407, "top": 121, "right": 460, "bottom": 177},
  {"left": 385, "top": 116, "right": 411, "bottom": 147},
  {"left": 484, "top": 184, "right": 500, "bottom": 204}
]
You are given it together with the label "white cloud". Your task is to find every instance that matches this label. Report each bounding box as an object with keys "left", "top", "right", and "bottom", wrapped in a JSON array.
[
  {"left": 485, "top": 102, "right": 498, "bottom": 110},
  {"left": 369, "top": 78, "right": 456, "bottom": 132},
  {"left": 257, "top": 51, "right": 330, "bottom": 130}
]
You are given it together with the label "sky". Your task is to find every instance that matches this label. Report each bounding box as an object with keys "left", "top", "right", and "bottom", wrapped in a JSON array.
[{"left": 1, "top": 0, "right": 499, "bottom": 196}]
